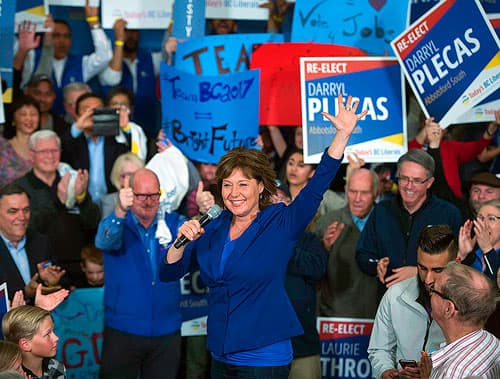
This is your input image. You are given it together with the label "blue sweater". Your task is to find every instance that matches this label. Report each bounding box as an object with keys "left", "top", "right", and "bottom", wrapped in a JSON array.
[
  {"left": 96, "top": 210, "right": 184, "bottom": 336},
  {"left": 160, "top": 152, "right": 341, "bottom": 355}
]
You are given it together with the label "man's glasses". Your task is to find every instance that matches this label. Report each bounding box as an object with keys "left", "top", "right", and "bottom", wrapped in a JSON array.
[
  {"left": 133, "top": 192, "right": 160, "bottom": 201},
  {"left": 429, "top": 283, "right": 459, "bottom": 312},
  {"left": 476, "top": 214, "right": 500, "bottom": 223},
  {"left": 31, "top": 148, "right": 60, "bottom": 156},
  {"left": 397, "top": 175, "right": 430, "bottom": 185}
]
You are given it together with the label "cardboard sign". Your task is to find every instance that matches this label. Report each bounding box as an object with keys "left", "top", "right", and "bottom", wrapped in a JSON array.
[{"left": 300, "top": 57, "right": 406, "bottom": 163}]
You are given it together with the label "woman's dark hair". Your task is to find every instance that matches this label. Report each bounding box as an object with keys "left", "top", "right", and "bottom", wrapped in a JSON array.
[
  {"left": 281, "top": 147, "right": 317, "bottom": 184},
  {"left": 3, "top": 95, "right": 41, "bottom": 139},
  {"left": 215, "top": 147, "right": 277, "bottom": 209}
]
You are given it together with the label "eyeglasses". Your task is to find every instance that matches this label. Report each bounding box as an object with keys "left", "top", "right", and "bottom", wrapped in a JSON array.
[
  {"left": 397, "top": 175, "right": 430, "bottom": 185},
  {"left": 429, "top": 283, "right": 459, "bottom": 312},
  {"left": 476, "top": 215, "right": 500, "bottom": 223},
  {"left": 133, "top": 192, "right": 160, "bottom": 201},
  {"left": 32, "top": 148, "right": 60, "bottom": 156}
]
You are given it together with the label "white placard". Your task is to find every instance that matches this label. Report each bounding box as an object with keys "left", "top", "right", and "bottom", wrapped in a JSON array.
[
  {"left": 47, "top": 0, "right": 100, "bottom": 6},
  {"left": 206, "top": 0, "right": 269, "bottom": 20},
  {"left": 102, "top": 0, "right": 174, "bottom": 29}
]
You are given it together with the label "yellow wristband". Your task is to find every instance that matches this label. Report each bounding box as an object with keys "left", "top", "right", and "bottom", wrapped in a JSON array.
[
  {"left": 86, "top": 16, "right": 99, "bottom": 23},
  {"left": 115, "top": 40, "right": 124, "bottom": 47},
  {"left": 76, "top": 191, "right": 87, "bottom": 201},
  {"left": 272, "top": 15, "right": 283, "bottom": 23}
]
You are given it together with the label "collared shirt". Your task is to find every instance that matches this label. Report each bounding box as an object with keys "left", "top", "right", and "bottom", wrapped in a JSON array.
[
  {"left": 85, "top": 134, "right": 107, "bottom": 203},
  {"left": 351, "top": 209, "right": 372, "bottom": 232},
  {"left": 0, "top": 232, "right": 30, "bottom": 285},
  {"left": 131, "top": 213, "right": 159, "bottom": 281},
  {"left": 430, "top": 329, "right": 500, "bottom": 379}
]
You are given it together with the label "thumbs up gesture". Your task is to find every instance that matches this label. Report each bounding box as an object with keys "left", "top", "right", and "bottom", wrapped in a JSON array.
[
  {"left": 116, "top": 175, "right": 134, "bottom": 217},
  {"left": 195, "top": 181, "right": 215, "bottom": 214}
]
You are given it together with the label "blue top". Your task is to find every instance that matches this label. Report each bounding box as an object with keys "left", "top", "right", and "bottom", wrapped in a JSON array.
[
  {"left": 160, "top": 150, "right": 341, "bottom": 356},
  {"left": 96, "top": 210, "right": 185, "bottom": 336}
]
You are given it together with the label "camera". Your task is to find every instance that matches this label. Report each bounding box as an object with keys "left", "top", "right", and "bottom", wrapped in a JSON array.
[{"left": 92, "top": 108, "right": 120, "bottom": 136}]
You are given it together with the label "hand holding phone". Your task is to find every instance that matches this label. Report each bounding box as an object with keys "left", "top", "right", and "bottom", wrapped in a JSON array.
[{"left": 399, "top": 359, "right": 417, "bottom": 369}]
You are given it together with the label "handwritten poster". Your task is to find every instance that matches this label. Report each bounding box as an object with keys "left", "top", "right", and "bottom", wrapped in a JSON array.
[
  {"left": 392, "top": 0, "right": 500, "bottom": 127},
  {"left": 52, "top": 288, "right": 104, "bottom": 379},
  {"left": 101, "top": 0, "right": 174, "bottom": 29},
  {"left": 173, "top": 0, "right": 205, "bottom": 40},
  {"left": 250, "top": 42, "right": 366, "bottom": 126},
  {"left": 300, "top": 57, "right": 406, "bottom": 164},
  {"left": 175, "top": 33, "right": 283, "bottom": 75},
  {"left": 291, "top": 0, "right": 409, "bottom": 56},
  {"left": 160, "top": 62, "right": 260, "bottom": 163}
]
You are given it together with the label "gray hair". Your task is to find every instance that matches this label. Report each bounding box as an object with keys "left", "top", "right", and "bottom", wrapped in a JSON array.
[
  {"left": 63, "top": 82, "right": 91, "bottom": 103},
  {"left": 110, "top": 153, "right": 145, "bottom": 190},
  {"left": 397, "top": 149, "right": 435, "bottom": 179},
  {"left": 479, "top": 199, "right": 500, "bottom": 211},
  {"left": 441, "top": 262, "right": 496, "bottom": 327},
  {"left": 346, "top": 168, "right": 379, "bottom": 197},
  {"left": 28, "top": 130, "right": 61, "bottom": 150}
]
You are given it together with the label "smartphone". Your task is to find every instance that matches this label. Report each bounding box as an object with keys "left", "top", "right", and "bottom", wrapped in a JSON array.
[
  {"left": 92, "top": 108, "right": 120, "bottom": 136},
  {"left": 399, "top": 359, "right": 418, "bottom": 369}
]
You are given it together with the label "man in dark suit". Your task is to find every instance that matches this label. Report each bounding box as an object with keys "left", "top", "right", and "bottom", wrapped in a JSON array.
[
  {"left": 61, "top": 92, "right": 128, "bottom": 204},
  {"left": 0, "top": 183, "right": 65, "bottom": 302}
]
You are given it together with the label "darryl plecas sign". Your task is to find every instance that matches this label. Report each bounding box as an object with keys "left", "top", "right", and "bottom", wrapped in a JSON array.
[
  {"left": 391, "top": 0, "right": 500, "bottom": 128},
  {"left": 300, "top": 57, "right": 406, "bottom": 164}
]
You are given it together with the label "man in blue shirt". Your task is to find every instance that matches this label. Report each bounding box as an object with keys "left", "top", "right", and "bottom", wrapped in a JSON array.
[{"left": 95, "top": 168, "right": 184, "bottom": 379}]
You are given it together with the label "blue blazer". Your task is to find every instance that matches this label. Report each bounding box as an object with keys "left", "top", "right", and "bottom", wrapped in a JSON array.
[{"left": 160, "top": 152, "right": 341, "bottom": 355}]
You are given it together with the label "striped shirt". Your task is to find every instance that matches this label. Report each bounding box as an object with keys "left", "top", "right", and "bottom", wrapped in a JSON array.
[{"left": 430, "top": 329, "right": 500, "bottom": 379}]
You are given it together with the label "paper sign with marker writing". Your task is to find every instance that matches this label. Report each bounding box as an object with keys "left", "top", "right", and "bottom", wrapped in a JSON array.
[
  {"left": 392, "top": 0, "right": 500, "bottom": 128},
  {"left": 300, "top": 57, "right": 406, "bottom": 164}
]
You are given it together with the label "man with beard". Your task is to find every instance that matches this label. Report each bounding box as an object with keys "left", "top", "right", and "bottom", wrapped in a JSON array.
[
  {"left": 368, "top": 225, "right": 457, "bottom": 379},
  {"left": 99, "top": 19, "right": 161, "bottom": 138},
  {"left": 463, "top": 172, "right": 500, "bottom": 220},
  {"left": 95, "top": 168, "right": 185, "bottom": 379}
]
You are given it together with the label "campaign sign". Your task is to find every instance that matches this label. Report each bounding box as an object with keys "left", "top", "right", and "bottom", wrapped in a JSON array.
[
  {"left": 160, "top": 62, "right": 260, "bottom": 163},
  {"left": 52, "top": 288, "right": 104, "bottom": 379},
  {"left": 15, "top": 0, "right": 48, "bottom": 32},
  {"left": 250, "top": 42, "right": 366, "bottom": 126},
  {"left": 102, "top": 0, "right": 174, "bottom": 29},
  {"left": 206, "top": 0, "right": 269, "bottom": 20},
  {"left": 173, "top": 0, "right": 205, "bottom": 40},
  {"left": 0, "top": 0, "right": 16, "bottom": 103},
  {"left": 392, "top": 0, "right": 500, "bottom": 128},
  {"left": 291, "top": 0, "right": 409, "bottom": 56},
  {"left": 47, "top": 0, "right": 99, "bottom": 6},
  {"left": 175, "top": 33, "right": 283, "bottom": 76},
  {"left": 180, "top": 270, "right": 209, "bottom": 336},
  {"left": 300, "top": 57, "right": 406, "bottom": 164},
  {"left": 318, "top": 318, "right": 374, "bottom": 379},
  {"left": 0, "top": 283, "right": 7, "bottom": 339}
]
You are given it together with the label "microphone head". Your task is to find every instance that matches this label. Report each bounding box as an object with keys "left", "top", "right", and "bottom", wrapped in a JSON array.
[{"left": 206, "top": 205, "right": 222, "bottom": 220}]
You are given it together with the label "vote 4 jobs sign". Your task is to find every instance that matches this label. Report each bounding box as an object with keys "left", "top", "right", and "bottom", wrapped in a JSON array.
[{"left": 391, "top": 0, "right": 500, "bottom": 128}]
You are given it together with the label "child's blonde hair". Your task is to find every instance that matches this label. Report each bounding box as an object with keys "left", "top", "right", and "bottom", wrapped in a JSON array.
[{"left": 2, "top": 305, "right": 51, "bottom": 343}]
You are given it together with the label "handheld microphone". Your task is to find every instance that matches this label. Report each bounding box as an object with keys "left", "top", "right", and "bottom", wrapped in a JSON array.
[{"left": 174, "top": 205, "right": 222, "bottom": 248}]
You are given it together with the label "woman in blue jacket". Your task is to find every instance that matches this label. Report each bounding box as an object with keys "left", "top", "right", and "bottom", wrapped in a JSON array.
[{"left": 160, "top": 94, "right": 367, "bottom": 378}]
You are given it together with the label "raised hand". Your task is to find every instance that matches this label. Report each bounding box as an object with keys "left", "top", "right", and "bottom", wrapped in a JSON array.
[
  {"left": 117, "top": 174, "right": 134, "bottom": 216},
  {"left": 113, "top": 18, "right": 127, "bottom": 42},
  {"left": 322, "top": 221, "right": 344, "bottom": 250},
  {"left": 34, "top": 283, "right": 69, "bottom": 311},
  {"left": 424, "top": 117, "right": 442, "bottom": 148},
  {"left": 57, "top": 172, "right": 71, "bottom": 205},
  {"left": 37, "top": 261, "right": 66, "bottom": 287},
  {"left": 74, "top": 169, "right": 89, "bottom": 202},
  {"left": 195, "top": 181, "right": 215, "bottom": 214},
  {"left": 17, "top": 20, "right": 41, "bottom": 51},
  {"left": 10, "top": 290, "right": 26, "bottom": 309},
  {"left": 458, "top": 220, "right": 476, "bottom": 260}
]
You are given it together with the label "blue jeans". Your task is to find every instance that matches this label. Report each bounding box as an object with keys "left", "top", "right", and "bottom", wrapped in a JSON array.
[{"left": 211, "top": 358, "right": 290, "bottom": 379}]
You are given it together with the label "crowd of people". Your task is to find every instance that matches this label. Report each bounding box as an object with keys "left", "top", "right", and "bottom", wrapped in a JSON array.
[{"left": 1, "top": 1, "right": 500, "bottom": 379}]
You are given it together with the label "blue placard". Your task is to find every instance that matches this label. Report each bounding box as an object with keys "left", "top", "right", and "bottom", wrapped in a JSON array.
[
  {"left": 0, "top": 0, "right": 16, "bottom": 103},
  {"left": 411, "top": 0, "right": 500, "bottom": 24},
  {"left": 392, "top": 0, "right": 500, "bottom": 127},
  {"left": 301, "top": 57, "right": 405, "bottom": 163},
  {"left": 160, "top": 62, "right": 260, "bottom": 163},
  {"left": 175, "top": 33, "right": 283, "bottom": 75},
  {"left": 52, "top": 288, "right": 104, "bottom": 378},
  {"left": 173, "top": 0, "right": 205, "bottom": 40},
  {"left": 291, "top": 0, "right": 409, "bottom": 56}
]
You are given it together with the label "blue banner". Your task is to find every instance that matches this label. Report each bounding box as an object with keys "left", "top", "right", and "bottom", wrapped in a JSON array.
[
  {"left": 160, "top": 62, "right": 260, "bottom": 163},
  {"left": 52, "top": 288, "right": 104, "bottom": 379},
  {"left": 173, "top": 0, "right": 205, "bottom": 40},
  {"left": 1, "top": 0, "right": 16, "bottom": 103},
  {"left": 175, "top": 33, "right": 283, "bottom": 75},
  {"left": 392, "top": 0, "right": 500, "bottom": 127},
  {"left": 180, "top": 270, "right": 209, "bottom": 336},
  {"left": 300, "top": 57, "right": 405, "bottom": 163},
  {"left": 318, "top": 318, "right": 374, "bottom": 379},
  {"left": 291, "top": 0, "right": 409, "bottom": 56},
  {"left": 410, "top": 0, "right": 500, "bottom": 24}
]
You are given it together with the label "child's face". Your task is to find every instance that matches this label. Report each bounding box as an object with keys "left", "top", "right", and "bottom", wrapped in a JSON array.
[
  {"left": 29, "top": 317, "right": 59, "bottom": 358},
  {"left": 82, "top": 261, "right": 104, "bottom": 286}
]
